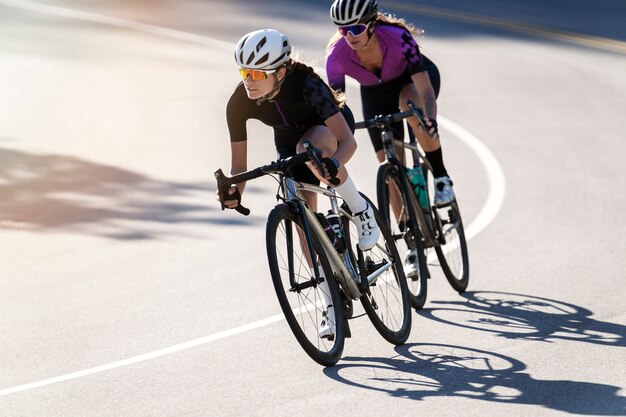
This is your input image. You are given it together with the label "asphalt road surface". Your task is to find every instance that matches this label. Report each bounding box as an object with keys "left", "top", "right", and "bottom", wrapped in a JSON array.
[{"left": 1, "top": 1, "right": 625, "bottom": 416}]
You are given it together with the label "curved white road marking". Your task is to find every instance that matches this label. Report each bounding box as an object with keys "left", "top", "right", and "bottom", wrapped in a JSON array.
[
  {"left": 0, "top": 0, "right": 505, "bottom": 395},
  {"left": 439, "top": 116, "right": 505, "bottom": 240},
  {"left": 0, "top": 314, "right": 286, "bottom": 396}
]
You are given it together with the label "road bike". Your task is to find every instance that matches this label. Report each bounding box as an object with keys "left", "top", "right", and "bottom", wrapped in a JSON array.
[
  {"left": 355, "top": 101, "right": 469, "bottom": 310},
  {"left": 215, "top": 143, "right": 411, "bottom": 366}
]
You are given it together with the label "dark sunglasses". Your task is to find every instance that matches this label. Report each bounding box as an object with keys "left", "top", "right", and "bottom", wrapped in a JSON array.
[
  {"left": 239, "top": 68, "right": 276, "bottom": 81},
  {"left": 338, "top": 23, "right": 370, "bottom": 37}
]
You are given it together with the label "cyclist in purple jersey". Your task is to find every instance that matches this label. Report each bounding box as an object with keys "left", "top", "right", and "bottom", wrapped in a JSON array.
[
  {"left": 326, "top": 0, "right": 455, "bottom": 206},
  {"left": 217, "top": 29, "right": 380, "bottom": 252}
]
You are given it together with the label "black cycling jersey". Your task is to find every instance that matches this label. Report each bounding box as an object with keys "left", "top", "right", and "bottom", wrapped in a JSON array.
[
  {"left": 227, "top": 68, "right": 342, "bottom": 142},
  {"left": 226, "top": 67, "right": 354, "bottom": 185}
]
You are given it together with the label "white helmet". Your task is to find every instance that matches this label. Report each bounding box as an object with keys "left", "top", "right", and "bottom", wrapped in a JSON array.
[
  {"left": 330, "top": 0, "right": 378, "bottom": 26},
  {"left": 234, "top": 29, "right": 292, "bottom": 70}
]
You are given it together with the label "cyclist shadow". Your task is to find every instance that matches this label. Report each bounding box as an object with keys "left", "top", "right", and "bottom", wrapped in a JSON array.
[
  {"left": 324, "top": 343, "right": 626, "bottom": 415},
  {"left": 419, "top": 291, "right": 625, "bottom": 347},
  {"left": 0, "top": 146, "right": 264, "bottom": 239}
]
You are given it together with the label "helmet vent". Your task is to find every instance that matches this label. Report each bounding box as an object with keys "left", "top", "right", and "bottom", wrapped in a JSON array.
[
  {"left": 256, "top": 36, "right": 267, "bottom": 53},
  {"left": 256, "top": 52, "right": 269, "bottom": 65}
]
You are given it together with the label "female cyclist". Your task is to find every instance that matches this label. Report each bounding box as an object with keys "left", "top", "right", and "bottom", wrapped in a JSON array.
[
  {"left": 326, "top": 0, "right": 455, "bottom": 207},
  {"left": 217, "top": 29, "right": 381, "bottom": 338}
]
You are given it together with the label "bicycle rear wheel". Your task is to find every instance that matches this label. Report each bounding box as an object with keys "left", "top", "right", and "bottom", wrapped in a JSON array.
[
  {"left": 420, "top": 163, "right": 470, "bottom": 293},
  {"left": 266, "top": 203, "right": 346, "bottom": 366},
  {"left": 343, "top": 194, "right": 412, "bottom": 345},
  {"left": 377, "top": 162, "right": 428, "bottom": 310},
  {"left": 433, "top": 201, "right": 470, "bottom": 292}
]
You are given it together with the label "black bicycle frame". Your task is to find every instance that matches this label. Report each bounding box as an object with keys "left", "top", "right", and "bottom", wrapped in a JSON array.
[{"left": 380, "top": 127, "right": 441, "bottom": 248}]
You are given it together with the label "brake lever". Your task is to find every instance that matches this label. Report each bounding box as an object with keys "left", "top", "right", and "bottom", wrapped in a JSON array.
[
  {"left": 406, "top": 101, "right": 427, "bottom": 129},
  {"left": 213, "top": 169, "right": 251, "bottom": 216},
  {"left": 302, "top": 141, "right": 323, "bottom": 172},
  {"left": 303, "top": 141, "right": 340, "bottom": 186},
  {"left": 214, "top": 169, "right": 227, "bottom": 211}
]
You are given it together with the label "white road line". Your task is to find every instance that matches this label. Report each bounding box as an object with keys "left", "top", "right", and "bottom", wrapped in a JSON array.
[
  {"left": 0, "top": 314, "right": 286, "bottom": 396},
  {"left": 439, "top": 116, "right": 505, "bottom": 240},
  {"left": 0, "top": 0, "right": 505, "bottom": 395}
]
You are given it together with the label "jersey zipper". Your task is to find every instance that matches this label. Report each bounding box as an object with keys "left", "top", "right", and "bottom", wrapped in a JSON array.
[{"left": 273, "top": 101, "right": 289, "bottom": 126}]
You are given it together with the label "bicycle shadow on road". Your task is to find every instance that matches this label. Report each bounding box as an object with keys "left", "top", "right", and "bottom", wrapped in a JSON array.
[
  {"left": 0, "top": 146, "right": 264, "bottom": 239},
  {"left": 419, "top": 291, "right": 625, "bottom": 347},
  {"left": 324, "top": 343, "right": 626, "bottom": 415}
]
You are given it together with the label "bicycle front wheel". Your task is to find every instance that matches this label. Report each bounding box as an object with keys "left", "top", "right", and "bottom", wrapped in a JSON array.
[
  {"left": 433, "top": 201, "right": 470, "bottom": 293},
  {"left": 377, "top": 162, "right": 428, "bottom": 310},
  {"left": 344, "top": 194, "right": 412, "bottom": 345},
  {"left": 266, "top": 203, "right": 346, "bottom": 367}
]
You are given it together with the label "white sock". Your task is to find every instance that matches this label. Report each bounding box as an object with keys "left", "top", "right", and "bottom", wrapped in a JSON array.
[{"left": 334, "top": 177, "right": 367, "bottom": 214}]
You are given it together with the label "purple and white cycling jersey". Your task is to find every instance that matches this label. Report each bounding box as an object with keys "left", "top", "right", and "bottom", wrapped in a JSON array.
[{"left": 326, "top": 24, "right": 427, "bottom": 91}]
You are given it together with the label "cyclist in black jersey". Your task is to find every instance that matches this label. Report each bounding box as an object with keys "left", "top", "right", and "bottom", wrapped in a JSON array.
[
  {"left": 218, "top": 29, "right": 382, "bottom": 339},
  {"left": 217, "top": 29, "right": 380, "bottom": 251}
]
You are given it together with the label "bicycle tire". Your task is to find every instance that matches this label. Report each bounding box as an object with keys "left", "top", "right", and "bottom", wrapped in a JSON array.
[
  {"left": 376, "top": 162, "right": 428, "bottom": 310},
  {"left": 433, "top": 201, "right": 470, "bottom": 292},
  {"left": 266, "top": 203, "right": 346, "bottom": 366},
  {"left": 344, "top": 194, "right": 412, "bottom": 345},
  {"left": 418, "top": 162, "right": 470, "bottom": 293}
]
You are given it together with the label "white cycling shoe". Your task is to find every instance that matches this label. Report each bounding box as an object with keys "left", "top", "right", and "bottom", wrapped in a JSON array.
[
  {"left": 434, "top": 176, "right": 455, "bottom": 206},
  {"left": 319, "top": 306, "right": 336, "bottom": 340},
  {"left": 354, "top": 203, "right": 381, "bottom": 251},
  {"left": 404, "top": 250, "right": 419, "bottom": 279}
]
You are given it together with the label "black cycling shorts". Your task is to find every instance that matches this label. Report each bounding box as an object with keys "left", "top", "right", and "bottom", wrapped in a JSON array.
[{"left": 360, "top": 58, "right": 440, "bottom": 152}]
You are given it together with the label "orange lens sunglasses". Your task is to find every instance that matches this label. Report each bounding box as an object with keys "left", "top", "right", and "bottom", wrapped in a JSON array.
[{"left": 239, "top": 68, "right": 276, "bottom": 81}]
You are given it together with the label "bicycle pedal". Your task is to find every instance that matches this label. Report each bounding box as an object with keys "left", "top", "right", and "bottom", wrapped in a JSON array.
[{"left": 365, "top": 259, "right": 386, "bottom": 275}]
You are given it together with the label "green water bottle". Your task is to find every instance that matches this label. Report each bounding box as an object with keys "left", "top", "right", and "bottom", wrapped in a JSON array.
[{"left": 407, "top": 166, "right": 429, "bottom": 209}]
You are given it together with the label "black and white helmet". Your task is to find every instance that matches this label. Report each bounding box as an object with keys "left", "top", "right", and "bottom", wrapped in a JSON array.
[
  {"left": 330, "top": 0, "right": 378, "bottom": 26},
  {"left": 234, "top": 29, "right": 292, "bottom": 70}
]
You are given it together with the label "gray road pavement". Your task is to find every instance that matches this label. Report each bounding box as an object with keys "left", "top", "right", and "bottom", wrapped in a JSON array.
[{"left": 1, "top": 1, "right": 625, "bottom": 416}]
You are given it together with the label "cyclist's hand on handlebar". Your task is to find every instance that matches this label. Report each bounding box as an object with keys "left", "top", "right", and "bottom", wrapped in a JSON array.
[
  {"left": 301, "top": 141, "right": 340, "bottom": 185},
  {"left": 422, "top": 118, "right": 439, "bottom": 137},
  {"left": 215, "top": 186, "right": 243, "bottom": 209},
  {"left": 321, "top": 157, "right": 340, "bottom": 184}
]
